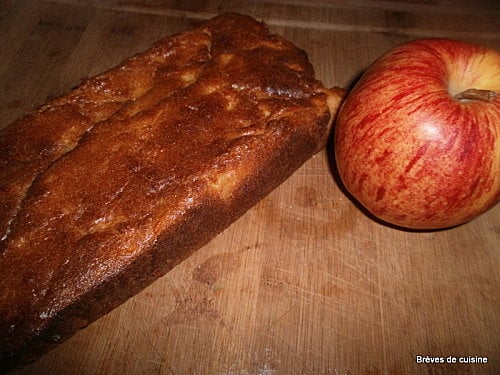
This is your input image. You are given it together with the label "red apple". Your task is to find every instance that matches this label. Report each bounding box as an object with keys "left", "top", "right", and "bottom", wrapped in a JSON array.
[{"left": 335, "top": 38, "right": 500, "bottom": 230}]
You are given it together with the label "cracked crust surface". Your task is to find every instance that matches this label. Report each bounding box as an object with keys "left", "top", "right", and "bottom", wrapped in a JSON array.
[{"left": 0, "top": 13, "right": 343, "bottom": 370}]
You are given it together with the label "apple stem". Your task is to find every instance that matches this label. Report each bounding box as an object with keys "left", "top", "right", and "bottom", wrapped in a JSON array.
[{"left": 454, "top": 88, "right": 497, "bottom": 102}]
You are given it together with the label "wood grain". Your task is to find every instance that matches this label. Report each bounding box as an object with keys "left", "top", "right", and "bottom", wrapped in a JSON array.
[{"left": 1, "top": 0, "right": 499, "bottom": 374}]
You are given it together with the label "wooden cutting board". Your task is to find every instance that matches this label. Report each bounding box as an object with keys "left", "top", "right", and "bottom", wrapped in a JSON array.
[{"left": 1, "top": 1, "right": 499, "bottom": 374}]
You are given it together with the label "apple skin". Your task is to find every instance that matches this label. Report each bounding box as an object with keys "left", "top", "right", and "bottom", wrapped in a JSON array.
[{"left": 334, "top": 38, "right": 500, "bottom": 230}]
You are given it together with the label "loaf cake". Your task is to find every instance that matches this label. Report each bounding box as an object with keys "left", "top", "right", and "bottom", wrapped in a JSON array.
[{"left": 0, "top": 13, "right": 343, "bottom": 370}]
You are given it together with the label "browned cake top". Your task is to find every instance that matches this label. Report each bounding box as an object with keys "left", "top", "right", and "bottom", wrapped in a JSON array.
[
  {"left": 0, "top": 13, "right": 341, "bottom": 357},
  {"left": 0, "top": 16, "right": 217, "bottom": 242}
]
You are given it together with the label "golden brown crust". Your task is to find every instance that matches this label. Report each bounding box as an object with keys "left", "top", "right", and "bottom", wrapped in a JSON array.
[{"left": 0, "top": 13, "right": 343, "bottom": 370}]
